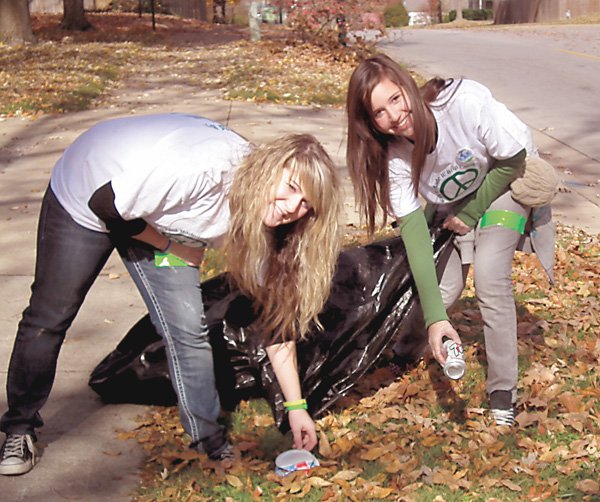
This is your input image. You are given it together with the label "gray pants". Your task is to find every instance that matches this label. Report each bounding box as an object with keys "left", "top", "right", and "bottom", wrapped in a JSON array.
[{"left": 439, "top": 191, "right": 530, "bottom": 400}]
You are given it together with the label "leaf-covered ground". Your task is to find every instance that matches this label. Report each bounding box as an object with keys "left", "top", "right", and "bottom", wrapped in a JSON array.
[
  {"left": 125, "top": 224, "right": 599, "bottom": 501},
  {"left": 0, "top": 13, "right": 360, "bottom": 117},
  {"left": 4, "top": 14, "right": 599, "bottom": 501}
]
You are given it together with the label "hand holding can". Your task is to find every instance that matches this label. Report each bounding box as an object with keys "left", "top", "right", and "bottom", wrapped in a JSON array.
[{"left": 442, "top": 339, "right": 466, "bottom": 380}]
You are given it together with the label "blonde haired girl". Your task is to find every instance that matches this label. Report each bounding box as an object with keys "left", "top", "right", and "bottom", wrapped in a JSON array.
[
  {"left": 0, "top": 114, "right": 341, "bottom": 475},
  {"left": 227, "top": 134, "right": 341, "bottom": 343}
]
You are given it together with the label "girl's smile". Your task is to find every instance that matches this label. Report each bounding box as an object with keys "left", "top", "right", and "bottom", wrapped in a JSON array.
[
  {"left": 370, "top": 77, "right": 415, "bottom": 140},
  {"left": 263, "top": 168, "right": 312, "bottom": 227}
]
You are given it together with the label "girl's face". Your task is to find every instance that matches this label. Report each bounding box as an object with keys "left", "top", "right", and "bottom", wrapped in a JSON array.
[
  {"left": 370, "top": 77, "right": 415, "bottom": 140},
  {"left": 263, "top": 168, "right": 312, "bottom": 228}
]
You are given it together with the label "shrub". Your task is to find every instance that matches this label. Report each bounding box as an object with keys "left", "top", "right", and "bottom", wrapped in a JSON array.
[
  {"left": 384, "top": 1, "right": 409, "bottom": 27},
  {"left": 449, "top": 8, "right": 493, "bottom": 21},
  {"left": 462, "top": 8, "right": 493, "bottom": 20},
  {"left": 288, "top": 0, "right": 381, "bottom": 58}
]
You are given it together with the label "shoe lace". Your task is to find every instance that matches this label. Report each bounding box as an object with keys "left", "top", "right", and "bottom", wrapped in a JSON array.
[
  {"left": 492, "top": 408, "right": 515, "bottom": 426},
  {"left": 2, "top": 435, "right": 26, "bottom": 459}
]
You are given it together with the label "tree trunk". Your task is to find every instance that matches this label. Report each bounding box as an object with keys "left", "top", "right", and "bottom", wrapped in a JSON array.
[
  {"left": 455, "top": 0, "right": 464, "bottom": 20},
  {"left": 198, "top": 0, "right": 208, "bottom": 22},
  {"left": 61, "top": 0, "right": 92, "bottom": 31},
  {"left": 249, "top": 1, "right": 261, "bottom": 41},
  {"left": 213, "top": 0, "right": 226, "bottom": 23},
  {"left": 430, "top": 0, "right": 442, "bottom": 23},
  {"left": 0, "top": 0, "right": 35, "bottom": 44}
]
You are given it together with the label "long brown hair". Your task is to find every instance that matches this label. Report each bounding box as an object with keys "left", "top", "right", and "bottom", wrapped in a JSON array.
[
  {"left": 346, "top": 54, "right": 451, "bottom": 234},
  {"left": 225, "top": 134, "right": 342, "bottom": 343}
]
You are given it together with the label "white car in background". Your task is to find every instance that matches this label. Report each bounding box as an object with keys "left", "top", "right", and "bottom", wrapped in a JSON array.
[{"left": 408, "top": 12, "right": 431, "bottom": 26}]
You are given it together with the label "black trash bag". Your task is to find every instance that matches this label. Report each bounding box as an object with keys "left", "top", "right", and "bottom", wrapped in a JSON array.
[
  {"left": 89, "top": 227, "right": 453, "bottom": 431},
  {"left": 88, "top": 315, "right": 177, "bottom": 406}
]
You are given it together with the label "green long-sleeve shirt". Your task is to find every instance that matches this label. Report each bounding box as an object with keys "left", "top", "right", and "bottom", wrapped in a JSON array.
[{"left": 397, "top": 149, "right": 526, "bottom": 328}]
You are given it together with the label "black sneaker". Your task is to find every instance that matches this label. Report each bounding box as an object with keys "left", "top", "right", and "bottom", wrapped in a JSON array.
[
  {"left": 490, "top": 390, "right": 516, "bottom": 426},
  {"left": 207, "top": 441, "right": 235, "bottom": 462},
  {"left": 196, "top": 430, "right": 235, "bottom": 462},
  {"left": 0, "top": 434, "right": 37, "bottom": 476}
]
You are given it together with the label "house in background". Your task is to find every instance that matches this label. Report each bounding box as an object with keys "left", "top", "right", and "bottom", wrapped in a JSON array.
[
  {"left": 428, "top": 0, "right": 597, "bottom": 23},
  {"left": 404, "top": 0, "right": 493, "bottom": 24},
  {"left": 438, "top": 0, "right": 494, "bottom": 17},
  {"left": 403, "top": 0, "right": 432, "bottom": 24},
  {"left": 494, "top": 0, "right": 600, "bottom": 23},
  {"left": 29, "top": 0, "right": 111, "bottom": 14}
]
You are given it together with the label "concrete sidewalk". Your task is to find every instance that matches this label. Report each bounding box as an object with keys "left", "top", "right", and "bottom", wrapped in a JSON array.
[{"left": 1, "top": 80, "right": 599, "bottom": 500}]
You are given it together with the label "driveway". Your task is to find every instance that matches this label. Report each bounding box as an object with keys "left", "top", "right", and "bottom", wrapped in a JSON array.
[{"left": 380, "top": 24, "right": 600, "bottom": 233}]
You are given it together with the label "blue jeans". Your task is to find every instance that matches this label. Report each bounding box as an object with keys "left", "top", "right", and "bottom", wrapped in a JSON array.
[{"left": 0, "top": 187, "right": 223, "bottom": 446}]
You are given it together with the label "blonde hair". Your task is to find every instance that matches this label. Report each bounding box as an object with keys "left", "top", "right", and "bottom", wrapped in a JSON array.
[{"left": 225, "top": 134, "right": 342, "bottom": 342}]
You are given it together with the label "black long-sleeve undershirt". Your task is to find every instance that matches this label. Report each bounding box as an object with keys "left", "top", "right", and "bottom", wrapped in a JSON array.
[{"left": 88, "top": 182, "right": 147, "bottom": 238}]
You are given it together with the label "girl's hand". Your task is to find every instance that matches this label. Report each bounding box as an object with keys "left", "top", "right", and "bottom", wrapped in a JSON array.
[
  {"left": 168, "top": 242, "right": 205, "bottom": 267},
  {"left": 442, "top": 215, "right": 470, "bottom": 235},
  {"left": 427, "top": 320, "right": 462, "bottom": 365},
  {"left": 265, "top": 343, "right": 315, "bottom": 449},
  {"left": 288, "top": 409, "right": 317, "bottom": 450}
]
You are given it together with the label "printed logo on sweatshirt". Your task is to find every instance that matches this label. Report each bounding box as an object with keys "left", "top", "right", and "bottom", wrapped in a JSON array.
[
  {"left": 439, "top": 168, "right": 479, "bottom": 200},
  {"left": 431, "top": 148, "right": 480, "bottom": 201},
  {"left": 455, "top": 148, "right": 476, "bottom": 168}
]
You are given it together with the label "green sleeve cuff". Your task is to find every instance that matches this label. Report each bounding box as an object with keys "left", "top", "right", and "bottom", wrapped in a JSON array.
[
  {"left": 398, "top": 209, "right": 449, "bottom": 328},
  {"left": 457, "top": 149, "right": 526, "bottom": 227}
]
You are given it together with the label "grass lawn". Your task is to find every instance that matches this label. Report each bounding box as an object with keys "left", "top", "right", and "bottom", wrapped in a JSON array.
[{"left": 127, "top": 225, "right": 599, "bottom": 501}]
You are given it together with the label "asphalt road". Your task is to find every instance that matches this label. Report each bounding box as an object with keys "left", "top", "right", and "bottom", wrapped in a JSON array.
[{"left": 379, "top": 25, "right": 600, "bottom": 216}]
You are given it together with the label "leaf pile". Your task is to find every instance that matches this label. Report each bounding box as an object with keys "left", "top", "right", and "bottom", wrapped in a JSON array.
[
  {"left": 1, "top": 13, "right": 358, "bottom": 117},
  {"left": 125, "top": 224, "right": 599, "bottom": 501}
]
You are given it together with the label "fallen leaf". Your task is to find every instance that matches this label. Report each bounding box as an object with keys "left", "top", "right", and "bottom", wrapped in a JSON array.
[
  {"left": 331, "top": 470, "right": 361, "bottom": 482},
  {"left": 359, "top": 446, "right": 387, "bottom": 461},
  {"left": 226, "top": 474, "right": 244, "bottom": 489},
  {"left": 318, "top": 429, "right": 332, "bottom": 457},
  {"left": 559, "top": 393, "right": 583, "bottom": 413},
  {"left": 575, "top": 479, "right": 599, "bottom": 494},
  {"left": 309, "top": 476, "right": 333, "bottom": 488},
  {"left": 253, "top": 414, "right": 274, "bottom": 427},
  {"left": 500, "top": 478, "right": 522, "bottom": 491}
]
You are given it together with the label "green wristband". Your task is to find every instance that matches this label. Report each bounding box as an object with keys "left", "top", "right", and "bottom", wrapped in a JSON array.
[
  {"left": 285, "top": 404, "right": 308, "bottom": 411},
  {"left": 480, "top": 210, "right": 526, "bottom": 234},
  {"left": 284, "top": 399, "right": 308, "bottom": 411}
]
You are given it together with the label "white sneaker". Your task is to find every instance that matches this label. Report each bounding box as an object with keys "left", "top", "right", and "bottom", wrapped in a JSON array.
[
  {"left": 490, "top": 390, "right": 516, "bottom": 426},
  {"left": 0, "top": 434, "right": 37, "bottom": 476},
  {"left": 491, "top": 407, "right": 516, "bottom": 426}
]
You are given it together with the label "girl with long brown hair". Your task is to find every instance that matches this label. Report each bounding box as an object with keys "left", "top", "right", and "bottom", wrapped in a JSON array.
[{"left": 346, "top": 55, "right": 554, "bottom": 426}]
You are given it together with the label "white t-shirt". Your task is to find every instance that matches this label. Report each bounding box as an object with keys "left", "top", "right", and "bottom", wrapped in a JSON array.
[
  {"left": 50, "top": 114, "right": 250, "bottom": 247},
  {"left": 387, "top": 79, "right": 533, "bottom": 218}
]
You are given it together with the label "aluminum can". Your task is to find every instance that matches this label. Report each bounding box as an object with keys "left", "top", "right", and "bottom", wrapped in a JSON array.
[{"left": 442, "top": 339, "right": 466, "bottom": 380}]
